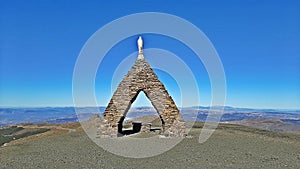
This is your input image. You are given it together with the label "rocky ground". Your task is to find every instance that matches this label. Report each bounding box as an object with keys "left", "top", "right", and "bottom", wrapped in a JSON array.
[{"left": 0, "top": 122, "right": 300, "bottom": 169}]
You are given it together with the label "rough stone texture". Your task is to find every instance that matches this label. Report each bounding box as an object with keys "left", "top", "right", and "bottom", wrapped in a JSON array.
[
  {"left": 98, "top": 52, "right": 185, "bottom": 137},
  {"left": 141, "top": 123, "right": 152, "bottom": 133}
]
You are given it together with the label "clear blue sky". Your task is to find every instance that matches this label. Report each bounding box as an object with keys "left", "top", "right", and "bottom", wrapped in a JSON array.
[{"left": 0, "top": 0, "right": 299, "bottom": 109}]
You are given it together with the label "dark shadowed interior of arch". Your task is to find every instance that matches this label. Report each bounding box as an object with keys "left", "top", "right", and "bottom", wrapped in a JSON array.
[{"left": 117, "top": 90, "right": 164, "bottom": 135}]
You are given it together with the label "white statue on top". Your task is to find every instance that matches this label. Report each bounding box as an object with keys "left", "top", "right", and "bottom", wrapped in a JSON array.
[
  {"left": 137, "top": 36, "right": 143, "bottom": 53},
  {"left": 137, "top": 36, "right": 144, "bottom": 60}
]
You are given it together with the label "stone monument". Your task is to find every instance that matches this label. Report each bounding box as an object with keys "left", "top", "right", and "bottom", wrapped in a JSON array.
[{"left": 98, "top": 36, "right": 185, "bottom": 138}]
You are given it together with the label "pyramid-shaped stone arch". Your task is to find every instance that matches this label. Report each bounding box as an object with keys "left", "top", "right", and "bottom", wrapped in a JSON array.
[{"left": 98, "top": 37, "right": 185, "bottom": 137}]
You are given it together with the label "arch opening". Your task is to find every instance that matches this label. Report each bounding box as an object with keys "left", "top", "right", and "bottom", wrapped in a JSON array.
[{"left": 118, "top": 90, "right": 165, "bottom": 136}]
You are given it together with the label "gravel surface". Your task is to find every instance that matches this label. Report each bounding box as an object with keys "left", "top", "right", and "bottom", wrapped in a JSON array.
[{"left": 1, "top": 124, "right": 300, "bottom": 169}]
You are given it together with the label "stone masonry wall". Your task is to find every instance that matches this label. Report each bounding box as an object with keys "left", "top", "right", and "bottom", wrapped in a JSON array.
[{"left": 98, "top": 54, "right": 185, "bottom": 137}]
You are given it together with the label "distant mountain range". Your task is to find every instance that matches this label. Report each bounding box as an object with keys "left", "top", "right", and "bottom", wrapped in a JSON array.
[{"left": 0, "top": 106, "right": 299, "bottom": 127}]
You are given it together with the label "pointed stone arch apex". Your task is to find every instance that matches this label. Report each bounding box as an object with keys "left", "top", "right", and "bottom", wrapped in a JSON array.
[{"left": 98, "top": 55, "right": 185, "bottom": 137}]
